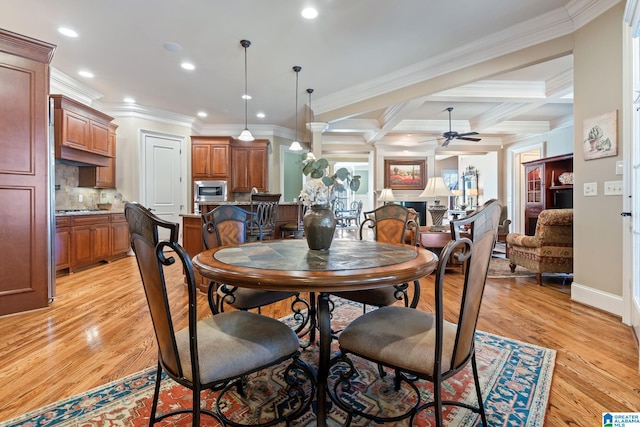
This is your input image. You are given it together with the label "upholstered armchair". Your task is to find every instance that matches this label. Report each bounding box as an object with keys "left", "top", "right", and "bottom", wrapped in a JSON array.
[
  {"left": 506, "top": 208, "right": 573, "bottom": 285},
  {"left": 497, "top": 205, "right": 511, "bottom": 243}
]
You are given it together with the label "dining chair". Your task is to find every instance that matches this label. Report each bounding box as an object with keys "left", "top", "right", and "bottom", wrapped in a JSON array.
[
  {"left": 327, "top": 200, "right": 501, "bottom": 426},
  {"left": 280, "top": 198, "right": 308, "bottom": 239},
  {"left": 124, "top": 201, "right": 314, "bottom": 426},
  {"left": 247, "top": 192, "right": 281, "bottom": 240},
  {"left": 202, "top": 205, "right": 310, "bottom": 333},
  {"left": 331, "top": 203, "right": 420, "bottom": 308}
]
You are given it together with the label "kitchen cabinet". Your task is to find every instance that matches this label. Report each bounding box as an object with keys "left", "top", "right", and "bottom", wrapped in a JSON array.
[
  {"left": 51, "top": 94, "right": 114, "bottom": 167},
  {"left": 55, "top": 217, "right": 71, "bottom": 273},
  {"left": 191, "top": 136, "right": 231, "bottom": 180},
  {"left": 78, "top": 123, "right": 119, "bottom": 188},
  {"left": 57, "top": 213, "right": 128, "bottom": 273},
  {"left": 0, "top": 29, "right": 54, "bottom": 316},
  {"left": 110, "top": 213, "right": 130, "bottom": 257},
  {"left": 230, "top": 139, "right": 268, "bottom": 192},
  {"left": 522, "top": 154, "right": 573, "bottom": 235}
]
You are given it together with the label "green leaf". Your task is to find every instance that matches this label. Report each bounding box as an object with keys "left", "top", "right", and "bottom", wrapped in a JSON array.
[
  {"left": 315, "top": 158, "right": 329, "bottom": 169},
  {"left": 311, "top": 169, "right": 324, "bottom": 179},
  {"left": 322, "top": 176, "right": 334, "bottom": 186},
  {"left": 302, "top": 162, "right": 315, "bottom": 175},
  {"left": 335, "top": 168, "right": 350, "bottom": 180},
  {"left": 350, "top": 180, "right": 360, "bottom": 192}
]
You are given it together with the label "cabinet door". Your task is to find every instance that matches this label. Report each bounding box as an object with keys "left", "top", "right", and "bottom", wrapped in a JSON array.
[
  {"left": 92, "top": 224, "right": 111, "bottom": 261},
  {"left": 95, "top": 157, "right": 115, "bottom": 188},
  {"left": 111, "top": 216, "right": 130, "bottom": 256},
  {"left": 248, "top": 147, "right": 267, "bottom": 191},
  {"left": 231, "top": 147, "right": 250, "bottom": 192},
  {"left": 55, "top": 228, "right": 70, "bottom": 271},
  {"left": 70, "top": 227, "right": 93, "bottom": 268},
  {"left": 63, "top": 110, "right": 90, "bottom": 150},
  {"left": 192, "top": 144, "right": 211, "bottom": 177},
  {"left": 210, "top": 144, "right": 230, "bottom": 178},
  {"left": 90, "top": 121, "right": 110, "bottom": 155}
]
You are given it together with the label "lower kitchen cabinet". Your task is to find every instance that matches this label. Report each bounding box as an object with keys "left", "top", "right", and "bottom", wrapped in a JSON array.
[{"left": 57, "top": 213, "right": 130, "bottom": 274}]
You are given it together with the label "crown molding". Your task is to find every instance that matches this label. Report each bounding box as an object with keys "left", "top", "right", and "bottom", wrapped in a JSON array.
[
  {"left": 50, "top": 67, "right": 103, "bottom": 106},
  {"left": 97, "top": 102, "right": 196, "bottom": 128},
  {"left": 566, "top": 0, "right": 621, "bottom": 30}
]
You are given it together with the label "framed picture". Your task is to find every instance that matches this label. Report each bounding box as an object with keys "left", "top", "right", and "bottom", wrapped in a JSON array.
[
  {"left": 442, "top": 169, "right": 459, "bottom": 191},
  {"left": 384, "top": 159, "right": 426, "bottom": 190},
  {"left": 583, "top": 110, "right": 617, "bottom": 160}
]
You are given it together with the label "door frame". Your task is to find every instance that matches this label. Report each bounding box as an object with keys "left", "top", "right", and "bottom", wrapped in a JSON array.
[{"left": 506, "top": 142, "right": 543, "bottom": 234}]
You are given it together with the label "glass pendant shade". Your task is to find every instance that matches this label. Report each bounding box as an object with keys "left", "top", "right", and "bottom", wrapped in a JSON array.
[
  {"left": 290, "top": 65, "right": 303, "bottom": 151},
  {"left": 238, "top": 129, "right": 254, "bottom": 141},
  {"left": 290, "top": 140, "right": 303, "bottom": 151}
]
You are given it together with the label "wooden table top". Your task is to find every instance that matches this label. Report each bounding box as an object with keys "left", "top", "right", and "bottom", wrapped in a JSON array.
[{"left": 192, "top": 239, "right": 438, "bottom": 293}]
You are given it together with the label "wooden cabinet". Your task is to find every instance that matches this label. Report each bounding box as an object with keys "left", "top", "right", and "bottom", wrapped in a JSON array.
[
  {"left": 57, "top": 213, "right": 129, "bottom": 273},
  {"left": 0, "top": 29, "right": 55, "bottom": 316},
  {"left": 110, "top": 213, "right": 130, "bottom": 257},
  {"left": 230, "top": 139, "right": 268, "bottom": 192},
  {"left": 51, "top": 94, "right": 114, "bottom": 167},
  {"left": 522, "top": 154, "right": 573, "bottom": 235},
  {"left": 78, "top": 123, "right": 118, "bottom": 188},
  {"left": 191, "top": 136, "right": 231, "bottom": 180},
  {"left": 55, "top": 217, "right": 71, "bottom": 272},
  {"left": 70, "top": 215, "right": 111, "bottom": 270}
]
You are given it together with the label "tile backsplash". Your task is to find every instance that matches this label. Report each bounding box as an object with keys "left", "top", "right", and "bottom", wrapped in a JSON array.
[{"left": 55, "top": 163, "right": 124, "bottom": 210}]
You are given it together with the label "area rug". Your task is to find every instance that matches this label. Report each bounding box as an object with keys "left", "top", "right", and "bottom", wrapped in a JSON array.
[
  {"left": 487, "top": 256, "right": 537, "bottom": 279},
  {"left": 0, "top": 300, "right": 555, "bottom": 426}
]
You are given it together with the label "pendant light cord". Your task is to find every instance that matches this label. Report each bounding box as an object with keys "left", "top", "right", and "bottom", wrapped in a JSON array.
[
  {"left": 293, "top": 66, "right": 301, "bottom": 142},
  {"left": 244, "top": 42, "right": 249, "bottom": 130}
]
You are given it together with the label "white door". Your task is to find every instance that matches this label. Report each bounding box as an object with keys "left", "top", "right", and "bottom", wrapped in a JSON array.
[
  {"left": 141, "top": 131, "right": 184, "bottom": 240},
  {"left": 629, "top": 36, "right": 640, "bottom": 371}
]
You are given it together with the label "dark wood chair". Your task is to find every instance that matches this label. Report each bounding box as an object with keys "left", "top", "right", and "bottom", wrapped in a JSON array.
[
  {"left": 280, "top": 198, "right": 308, "bottom": 239},
  {"left": 331, "top": 204, "right": 420, "bottom": 308},
  {"left": 124, "top": 201, "right": 314, "bottom": 426},
  {"left": 202, "top": 205, "right": 311, "bottom": 335},
  {"left": 248, "top": 193, "right": 281, "bottom": 240},
  {"left": 327, "top": 199, "right": 502, "bottom": 426}
]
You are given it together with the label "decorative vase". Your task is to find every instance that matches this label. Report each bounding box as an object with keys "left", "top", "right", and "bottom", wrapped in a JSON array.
[{"left": 303, "top": 204, "right": 336, "bottom": 251}]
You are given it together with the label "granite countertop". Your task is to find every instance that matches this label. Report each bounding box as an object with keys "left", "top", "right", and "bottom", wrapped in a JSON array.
[{"left": 55, "top": 209, "right": 124, "bottom": 216}]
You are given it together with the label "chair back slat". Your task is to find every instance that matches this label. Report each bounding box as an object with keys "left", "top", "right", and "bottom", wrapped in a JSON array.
[
  {"left": 359, "top": 204, "right": 411, "bottom": 244},
  {"left": 202, "top": 205, "right": 260, "bottom": 248}
]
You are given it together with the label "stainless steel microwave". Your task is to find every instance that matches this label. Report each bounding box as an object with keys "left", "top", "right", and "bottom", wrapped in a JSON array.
[{"left": 194, "top": 180, "right": 227, "bottom": 202}]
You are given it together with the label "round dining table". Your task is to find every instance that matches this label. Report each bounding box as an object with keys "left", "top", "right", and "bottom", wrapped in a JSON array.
[{"left": 192, "top": 239, "right": 438, "bottom": 426}]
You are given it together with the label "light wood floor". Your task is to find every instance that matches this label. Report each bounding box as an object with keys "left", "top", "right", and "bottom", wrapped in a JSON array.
[{"left": 0, "top": 252, "right": 638, "bottom": 425}]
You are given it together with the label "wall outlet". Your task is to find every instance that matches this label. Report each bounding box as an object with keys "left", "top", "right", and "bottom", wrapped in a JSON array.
[
  {"left": 78, "top": 194, "right": 83, "bottom": 202},
  {"left": 583, "top": 182, "right": 597, "bottom": 196},
  {"left": 604, "top": 180, "right": 623, "bottom": 195}
]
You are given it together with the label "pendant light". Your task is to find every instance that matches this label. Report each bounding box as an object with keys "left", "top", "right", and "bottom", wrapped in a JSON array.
[
  {"left": 289, "top": 65, "right": 303, "bottom": 151},
  {"left": 238, "top": 39, "right": 254, "bottom": 141}
]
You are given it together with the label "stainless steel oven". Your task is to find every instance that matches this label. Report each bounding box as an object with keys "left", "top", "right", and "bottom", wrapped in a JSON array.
[{"left": 194, "top": 180, "right": 228, "bottom": 203}]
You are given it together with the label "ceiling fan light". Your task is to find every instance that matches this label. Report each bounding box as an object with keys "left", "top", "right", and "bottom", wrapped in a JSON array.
[
  {"left": 290, "top": 140, "right": 303, "bottom": 151},
  {"left": 238, "top": 128, "right": 254, "bottom": 141}
]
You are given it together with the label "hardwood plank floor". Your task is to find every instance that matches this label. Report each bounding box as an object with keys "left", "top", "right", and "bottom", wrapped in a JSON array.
[{"left": 0, "top": 252, "right": 638, "bottom": 425}]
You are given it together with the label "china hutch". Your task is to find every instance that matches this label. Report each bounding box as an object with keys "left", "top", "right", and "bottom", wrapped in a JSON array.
[{"left": 522, "top": 153, "right": 573, "bottom": 235}]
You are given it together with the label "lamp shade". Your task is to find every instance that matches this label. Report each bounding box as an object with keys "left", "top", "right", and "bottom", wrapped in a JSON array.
[
  {"left": 378, "top": 188, "right": 396, "bottom": 202},
  {"left": 468, "top": 188, "right": 478, "bottom": 196},
  {"left": 419, "top": 177, "right": 454, "bottom": 199}
]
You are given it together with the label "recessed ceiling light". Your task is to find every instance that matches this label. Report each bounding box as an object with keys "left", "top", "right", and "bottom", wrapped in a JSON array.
[
  {"left": 197, "top": 111, "right": 208, "bottom": 117},
  {"left": 78, "top": 70, "right": 94, "bottom": 78},
  {"left": 58, "top": 27, "right": 78, "bottom": 38},
  {"left": 181, "top": 62, "right": 195, "bottom": 71},
  {"left": 242, "top": 94, "right": 252, "bottom": 100},
  {"left": 123, "top": 97, "right": 135, "bottom": 103},
  {"left": 256, "top": 112, "right": 265, "bottom": 118},
  {"left": 163, "top": 42, "right": 183, "bottom": 52},
  {"left": 301, "top": 7, "right": 318, "bottom": 19}
]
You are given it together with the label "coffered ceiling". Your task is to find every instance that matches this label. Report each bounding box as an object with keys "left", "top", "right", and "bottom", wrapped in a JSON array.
[{"left": 0, "top": 0, "right": 622, "bottom": 154}]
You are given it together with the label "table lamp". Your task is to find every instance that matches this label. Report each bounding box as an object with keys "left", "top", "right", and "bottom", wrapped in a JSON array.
[
  {"left": 453, "top": 189, "right": 463, "bottom": 208},
  {"left": 378, "top": 188, "right": 396, "bottom": 205},
  {"left": 420, "top": 177, "right": 453, "bottom": 231},
  {"left": 467, "top": 188, "right": 478, "bottom": 208}
]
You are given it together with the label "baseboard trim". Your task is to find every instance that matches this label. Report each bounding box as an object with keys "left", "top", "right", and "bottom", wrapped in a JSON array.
[{"left": 571, "top": 281, "right": 623, "bottom": 316}]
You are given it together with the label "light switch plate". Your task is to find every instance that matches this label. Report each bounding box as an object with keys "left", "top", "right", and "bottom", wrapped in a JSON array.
[
  {"left": 584, "top": 182, "right": 597, "bottom": 196},
  {"left": 604, "top": 180, "right": 623, "bottom": 195},
  {"left": 616, "top": 160, "right": 623, "bottom": 175}
]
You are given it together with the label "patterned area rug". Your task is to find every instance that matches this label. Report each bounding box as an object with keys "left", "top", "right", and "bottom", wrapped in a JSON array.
[
  {"left": 487, "top": 256, "right": 537, "bottom": 278},
  {"left": 0, "top": 300, "right": 555, "bottom": 426}
]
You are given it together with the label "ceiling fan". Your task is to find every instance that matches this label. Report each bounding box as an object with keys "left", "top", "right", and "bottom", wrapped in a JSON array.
[{"left": 440, "top": 107, "right": 481, "bottom": 147}]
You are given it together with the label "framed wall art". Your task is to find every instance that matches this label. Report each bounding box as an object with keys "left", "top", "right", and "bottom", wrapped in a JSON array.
[
  {"left": 384, "top": 159, "right": 426, "bottom": 190},
  {"left": 583, "top": 110, "right": 617, "bottom": 160}
]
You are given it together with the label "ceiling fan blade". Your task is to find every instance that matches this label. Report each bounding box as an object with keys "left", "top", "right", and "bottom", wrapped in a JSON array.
[
  {"left": 440, "top": 137, "right": 453, "bottom": 147},
  {"left": 456, "top": 136, "right": 482, "bottom": 142},
  {"left": 457, "top": 131, "right": 479, "bottom": 137}
]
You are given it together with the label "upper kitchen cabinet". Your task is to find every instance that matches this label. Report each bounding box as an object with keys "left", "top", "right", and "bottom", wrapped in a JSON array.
[
  {"left": 50, "top": 94, "right": 114, "bottom": 167},
  {"left": 0, "top": 28, "right": 55, "bottom": 316},
  {"left": 191, "top": 136, "right": 231, "bottom": 180},
  {"left": 230, "top": 139, "right": 268, "bottom": 192},
  {"left": 79, "top": 122, "right": 118, "bottom": 188}
]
